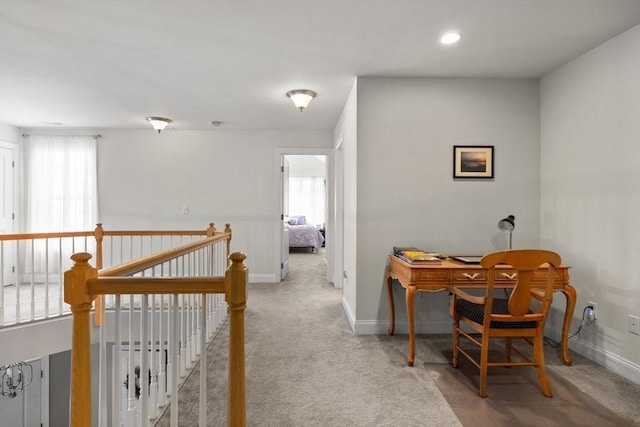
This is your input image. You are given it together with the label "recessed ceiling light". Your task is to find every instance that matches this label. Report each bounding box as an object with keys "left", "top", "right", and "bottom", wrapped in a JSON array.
[{"left": 440, "top": 32, "right": 462, "bottom": 45}]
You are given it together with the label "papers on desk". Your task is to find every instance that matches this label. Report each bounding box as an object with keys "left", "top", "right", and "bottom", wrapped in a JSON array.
[{"left": 393, "top": 247, "right": 442, "bottom": 264}]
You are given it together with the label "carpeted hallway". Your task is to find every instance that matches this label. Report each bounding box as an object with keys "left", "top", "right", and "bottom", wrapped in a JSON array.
[{"left": 157, "top": 250, "right": 640, "bottom": 426}]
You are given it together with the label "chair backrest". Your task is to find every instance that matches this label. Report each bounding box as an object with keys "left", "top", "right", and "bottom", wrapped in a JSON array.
[{"left": 481, "top": 249, "right": 562, "bottom": 317}]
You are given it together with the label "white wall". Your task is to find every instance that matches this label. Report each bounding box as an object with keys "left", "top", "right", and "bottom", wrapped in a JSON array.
[
  {"left": 286, "top": 155, "right": 326, "bottom": 177},
  {"left": 354, "top": 77, "right": 541, "bottom": 334},
  {"left": 0, "top": 122, "right": 21, "bottom": 143},
  {"left": 97, "top": 129, "right": 332, "bottom": 281},
  {"left": 540, "top": 25, "right": 640, "bottom": 382}
]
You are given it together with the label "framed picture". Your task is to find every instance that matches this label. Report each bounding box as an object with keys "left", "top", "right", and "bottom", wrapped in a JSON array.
[{"left": 453, "top": 145, "right": 494, "bottom": 179}]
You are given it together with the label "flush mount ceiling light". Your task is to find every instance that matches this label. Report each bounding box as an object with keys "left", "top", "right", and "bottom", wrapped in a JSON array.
[
  {"left": 146, "top": 117, "right": 172, "bottom": 133},
  {"left": 286, "top": 89, "right": 317, "bottom": 112},
  {"left": 440, "top": 32, "right": 462, "bottom": 45}
]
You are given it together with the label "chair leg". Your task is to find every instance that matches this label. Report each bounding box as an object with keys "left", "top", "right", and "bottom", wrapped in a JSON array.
[
  {"left": 505, "top": 337, "right": 512, "bottom": 364},
  {"left": 479, "top": 335, "right": 490, "bottom": 398},
  {"left": 452, "top": 317, "right": 459, "bottom": 368},
  {"left": 533, "top": 334, "right": 553, "bottom": 397}
]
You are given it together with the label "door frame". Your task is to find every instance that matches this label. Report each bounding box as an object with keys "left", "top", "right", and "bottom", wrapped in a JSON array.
[
  {"left": 0, "top": 140, "right": 17, "bottom": 287},
  {"left": 273, "top": 148, "right": 335, "bottom": 285}
]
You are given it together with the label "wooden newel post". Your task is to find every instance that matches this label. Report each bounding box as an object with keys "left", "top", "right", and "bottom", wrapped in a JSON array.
[
  {"left": 93, "top": 224, "right": 104, "bottom": 326},
  {"left": 94, "top": 223, "right": 104, "bottom": 269},
  {"left": 207, "top": 222, "right": 216, "bottom": 237},
  {"left": 225, "top": 224, "right": 232, "bottom": 265},
  {"left": 64, "top": 252, "right": 98, "bottom": 427},
  {"left": 225, "top": 252, "right": 247, "bottom": 427}
]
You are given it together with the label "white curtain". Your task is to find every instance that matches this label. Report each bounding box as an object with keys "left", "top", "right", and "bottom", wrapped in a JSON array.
[
  {"left": 288, "top": 177, "right": 325, "bottom": 227},
  {"left": 24, "top": 135, "right": 98, "bottom": 232}
]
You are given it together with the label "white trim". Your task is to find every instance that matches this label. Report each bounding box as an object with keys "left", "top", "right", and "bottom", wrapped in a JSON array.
[
  {"left": 545, "top": 325, "right": 640, "bottom": 385},
  {"left": 249, "top": 273, "right": 277, "bottom": 284},
  {"left": 351, "top": 319, "right": 452, "bottom": 335},
  {"left": 334, "top": 132, "right": 343, "bottom": 150},
  {"left": 341, "top": 296, "right": 355, "bottom": 332}
]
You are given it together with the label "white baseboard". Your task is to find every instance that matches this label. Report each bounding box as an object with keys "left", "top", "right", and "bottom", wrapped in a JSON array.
[
  {"left": 545, "top": 325, "right": 640, "bottom": 386},
  {"left": 248, "top": 273, "right": 277, "bottom": 283},
  {"left": 341, "top": 296, "right": 356, "bottom": 332},
  {"left": 351, "top": 319, "right": 452, "bottom": 335}
]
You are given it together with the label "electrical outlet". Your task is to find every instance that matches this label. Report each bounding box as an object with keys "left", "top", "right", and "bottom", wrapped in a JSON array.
[
  {"left": 629, "top": 315, "right": 640, "bottom": 335},
  {"left": 586, "top": 301, "right": 597, "bottom": 323}
]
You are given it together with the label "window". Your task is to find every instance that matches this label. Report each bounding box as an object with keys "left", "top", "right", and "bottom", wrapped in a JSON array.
[{"left": 24, "top": 135, "right": 98, "bottom": 232}]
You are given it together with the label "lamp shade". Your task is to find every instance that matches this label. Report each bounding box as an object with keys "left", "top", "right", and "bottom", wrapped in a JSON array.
[
  {"left": 497, "top": 215, "right": 515, "bottom": 231},
  {"left": 146, "top": 117, "right": 172, "bottom": 133},
  {"left": 286, "top": 89, "right": 316, "bottom": 112}
]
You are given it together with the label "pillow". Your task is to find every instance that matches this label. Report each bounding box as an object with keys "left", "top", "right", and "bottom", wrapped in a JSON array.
[{"left": 289, "top": 215, "right": 306, "bottom": 225}]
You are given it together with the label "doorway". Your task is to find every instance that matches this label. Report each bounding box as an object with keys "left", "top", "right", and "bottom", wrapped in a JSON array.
[
  {"left": 0, "top": 142, "right": 16, "bottom": 287},
  {"left": 275, "top": 149, "right": 334, "bottom": 285}
]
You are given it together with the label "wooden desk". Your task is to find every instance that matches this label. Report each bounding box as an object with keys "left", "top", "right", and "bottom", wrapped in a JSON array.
[{"left": 386, "top": 255, "right": 576, "bottom": 367}]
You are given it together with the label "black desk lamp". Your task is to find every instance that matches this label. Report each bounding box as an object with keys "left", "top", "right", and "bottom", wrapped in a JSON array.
[{"left": 497, "top": 215, "right": 515, "bottom": 250}]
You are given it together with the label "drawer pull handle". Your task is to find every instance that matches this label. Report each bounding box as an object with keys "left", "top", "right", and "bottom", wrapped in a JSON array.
[
  {"left": 501, "top": 273, "right": 518, "bottom": 280},
  {"left": 462, "top": 273, "right": 480, "bottom": 280}
]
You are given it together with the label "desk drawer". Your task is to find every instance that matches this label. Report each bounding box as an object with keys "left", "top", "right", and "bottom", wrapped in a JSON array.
[
  {"left": 494, "top": 269, "right": 564, "bottom": 282},
  {"left": 415, "top": 269, "right": 450, "bottom": 282},
  {"left": 452, "top": 269, "right": 487, "bottom": 282},
  {"left": 531, "top": 269, "right": 564, "bottom": 282}
]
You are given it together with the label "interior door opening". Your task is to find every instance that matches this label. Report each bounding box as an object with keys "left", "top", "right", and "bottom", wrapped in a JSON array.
[{"left": 280, "top": 153, "right": 330, "bottom": 281}]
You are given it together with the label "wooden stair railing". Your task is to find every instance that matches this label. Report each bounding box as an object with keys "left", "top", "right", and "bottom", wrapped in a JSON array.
[
  {"left": 0, "top": 222, "right": 228, "bottom": 327},
  {"left": 64, "top": 234, "right": 247, "bottom": 426}
]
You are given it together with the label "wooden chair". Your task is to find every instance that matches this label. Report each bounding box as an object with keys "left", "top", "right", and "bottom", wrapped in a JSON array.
[{"left": 450, "top": 249, "right": 561, "bottom": 398}]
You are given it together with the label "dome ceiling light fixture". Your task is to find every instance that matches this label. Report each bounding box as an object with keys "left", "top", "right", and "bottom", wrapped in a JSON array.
[
  {"left": 146, "top": 117, "right": 172, "bottom": 133},
  {"left": 286, "top": 89, "right": 317, "bottom": 112},
  {"left": 440, "top": 31, "right": 462, "bottom": 45}
]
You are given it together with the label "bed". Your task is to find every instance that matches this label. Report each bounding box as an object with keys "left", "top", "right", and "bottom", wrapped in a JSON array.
[{"left": 286, "top": 215, "right": 324, "bottom": 252}]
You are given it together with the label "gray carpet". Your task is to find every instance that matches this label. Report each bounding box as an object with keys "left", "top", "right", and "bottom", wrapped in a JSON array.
[{"left": 157, "top": 250, "right": 640, "bottom": 426}]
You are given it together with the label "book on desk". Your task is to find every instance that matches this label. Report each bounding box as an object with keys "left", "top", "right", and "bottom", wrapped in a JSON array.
[{"left": 393, "top": 247, "right": 442, "bottom": 264}]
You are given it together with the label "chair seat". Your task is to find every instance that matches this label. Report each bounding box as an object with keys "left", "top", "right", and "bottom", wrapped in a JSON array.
[{"left": 456, "top": 298, "right": 536, "bottom": 329}]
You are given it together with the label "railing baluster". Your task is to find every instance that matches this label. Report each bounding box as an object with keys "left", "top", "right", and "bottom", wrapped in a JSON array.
[
  {"left": 58, "top": 238, "right": 63, "bottom": 317},
  {"left": 199, "top": 293, "right": 207, "bottom": 426},
  {"left": 29, "top": 239, "right": 35, "bottom": 321},
  {"left": 149, "top": 293, "right": 158, "bottom": 422},
  {"left": 181, "top": 293, "right": 188, "bottom": 377},
  {"left": 127, "top": 295, "right": 136, "bottom": 426},
  {"left": 157, "top": 293, "right": 166, "bottom": 410},
  {"left": 44, "top": 238, "right": 49, "bottom": 318},
  {"left": 98, "top": 298, "right": 108, "bottom": 427},
  {"left": 170, "top": 294, "right": 179, "bottom": 427},
  {"left": 140, "top": 294, "right": 149, "bottom": 426},
  {"left": 113, "top": 295, "right": 122, "bottom": 427}
]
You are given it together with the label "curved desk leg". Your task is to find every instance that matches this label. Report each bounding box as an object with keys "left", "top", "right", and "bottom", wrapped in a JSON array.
[
  {"left": 406, "top": 285, "right": 417, "bottom": 367},
  {"left": 386, "top": 274, "right": 395, "bottom": 336},
  {"left": 559, "top": 284, "right": 577, "bottom": 366}
]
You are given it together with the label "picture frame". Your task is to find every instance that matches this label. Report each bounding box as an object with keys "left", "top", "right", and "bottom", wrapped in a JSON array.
[{"left": 453, "top": 145, "right": 494, "bottom": 179}]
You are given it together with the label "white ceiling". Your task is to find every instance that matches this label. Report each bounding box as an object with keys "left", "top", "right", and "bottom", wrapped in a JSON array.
[{"left": 1, "top": 0, "right": 638, "bottom": 131}]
